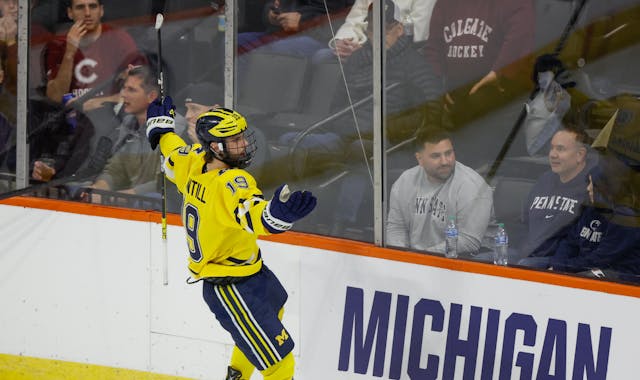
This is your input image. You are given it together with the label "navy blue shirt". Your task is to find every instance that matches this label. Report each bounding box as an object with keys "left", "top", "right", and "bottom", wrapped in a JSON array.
[
  {"left": 521, "top": 166, "right": 591, "bottom": 257},
  {"left": 550, "top": 205, "right": 640, "bottom": 277}
]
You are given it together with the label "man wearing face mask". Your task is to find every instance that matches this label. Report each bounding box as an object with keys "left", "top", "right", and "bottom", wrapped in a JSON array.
[{"left": 523, "top": 54, "right": 576, "bottom": 157}]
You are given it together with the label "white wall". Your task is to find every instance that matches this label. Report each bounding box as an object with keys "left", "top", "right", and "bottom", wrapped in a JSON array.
[{"left": 0, "top": 204, "right": 638, "bottom": 379}]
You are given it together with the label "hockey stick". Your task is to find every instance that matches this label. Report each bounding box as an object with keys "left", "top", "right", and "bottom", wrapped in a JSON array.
[
  {"left": 486, "top": 0, "right": 589, "bottom": 181},
  {"left": 155, "top": 13, "right": 169, "bottom": 286}
]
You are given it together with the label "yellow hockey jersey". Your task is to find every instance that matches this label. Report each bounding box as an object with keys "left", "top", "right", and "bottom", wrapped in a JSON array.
[{"left": 159, "top": 132, "right": 273, "bottom": 279}]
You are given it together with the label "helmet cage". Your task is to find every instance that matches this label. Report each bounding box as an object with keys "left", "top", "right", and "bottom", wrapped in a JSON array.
[
  {"left": 196, "top": 108, "right": 257, "bottom": 169},
  {"left": 212, "top": 129, "right": 257, "bottom": 169}
]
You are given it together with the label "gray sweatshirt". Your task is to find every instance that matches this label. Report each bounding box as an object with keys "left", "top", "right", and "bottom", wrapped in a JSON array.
[{"left": 387, "top": 162, "right": 493, "bottom": 254}]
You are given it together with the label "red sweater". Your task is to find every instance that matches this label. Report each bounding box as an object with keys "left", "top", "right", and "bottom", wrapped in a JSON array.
[
  {"left": 424, "top": 0, "right": 535, "bottom": 91},
  {"left": 45, "top": 24, "right": 146, "bottom": 99}
]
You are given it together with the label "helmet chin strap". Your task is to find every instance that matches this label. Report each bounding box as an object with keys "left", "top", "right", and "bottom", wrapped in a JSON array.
[
  {"left": 212, "top": 142, "right": 227, "bottom": 162},
  {"left": 212, "top": 141, "right": 241, "bottom": 168},
  {"left": 206, "top": 132, "right": 254, "bottom": 169},
  {"left": 209, "top": 141, "right": 225, "bottom": 155}
]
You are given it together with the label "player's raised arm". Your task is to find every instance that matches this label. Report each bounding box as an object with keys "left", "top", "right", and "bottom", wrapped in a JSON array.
[
  {"left": 261, "top": 184, "right": 317, "bottom": 234},
  {"left": 146, "top": 101, "right": 316, "bottom": 379},
  {"left": 146, "top": 95, "right": 182, "bottom": 153}
]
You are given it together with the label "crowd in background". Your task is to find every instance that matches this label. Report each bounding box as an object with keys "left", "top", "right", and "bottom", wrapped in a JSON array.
[{"left": 0, "top": 0, "right": 639, "bottom": 284}]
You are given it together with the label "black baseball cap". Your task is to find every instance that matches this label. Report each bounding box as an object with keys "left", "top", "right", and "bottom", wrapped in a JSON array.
[{"left": 175, "top": 82, "right": 223, "bottom": 114}]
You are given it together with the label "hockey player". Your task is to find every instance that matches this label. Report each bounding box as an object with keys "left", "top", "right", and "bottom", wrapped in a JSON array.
[{"left": 145, "top": 96, "right": 316, "bottom": 380}]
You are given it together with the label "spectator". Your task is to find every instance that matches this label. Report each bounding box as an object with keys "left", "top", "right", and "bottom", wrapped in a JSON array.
[
  {"left": 0, "top": 97, "right": 95, "bottom": 184},
  {"left": 239, "top": 0, "right": 269, "bottom": 33},
  {"left": 423, "top": 0, "right": 535, "bottom": 166},
  {"left": 0, "top": 104, "right": 12, "bottom": 169},
  {"left": 315, "top": 0, "right": 441, "bottom": 237},
  {"left": 517, "top": 126, "right": 595, "bottom": 267},
  {"left": 162, "top": 82, "right": 225, "bottom": 213},
  {"left": 175, "top": 81, "right": 268, "bottom": 181},
  {"left": 0, "top": 58, "right": 14, "bottom": 158},
  {"left": 523, "top": 54, "right": 574, "bottom": 157},
  {"left": 27, "top": 66, "right": 156, "bottom": 186},
  {"left": 85, "top": 65, "right": 162, "bottom": 201},
  {"left": 0, "top": 0, "right": 17, "bottom": 97},
  {"left": 516, "top": 108, "right": 640, "bottom": 282},
  {"left": 0, "top": 0, "right": 19, "bottom": 132},
  {"left": 29, "top": 106, "right": 94, "bottom": 182},
  {"left": 44, "top": 0, "right": 146, "bottom": 109},
  {"left": 0, "top": 0, "right": 52, "bottom": 178},
  {"left": 541, "top": 110, "right": 640, "bottom": 282},
  {"left": 323, "top": 0, "right": 436, "bottom": 61},
  {"left": 386, "top": 129, "right": 493, "bottom": 255},
  {"left": 547, "top": 156, "right": 640, "bottom": 283},
  {"left": 317, "top": 0, "right": 441, "bottom": 149},
  {"left": 0, "top": 0, "right": 16, "bottom": 46},
  {"left": 175, "top": 82, "right": 224, "bottom": 144},
  {"left": 238, "top": 0, "right": 354, "bottom": 58}
]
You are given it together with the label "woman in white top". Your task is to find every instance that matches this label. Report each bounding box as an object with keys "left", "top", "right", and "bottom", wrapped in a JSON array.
[{"left": 329, "top": 0, "right": 437, "bottom": 58}]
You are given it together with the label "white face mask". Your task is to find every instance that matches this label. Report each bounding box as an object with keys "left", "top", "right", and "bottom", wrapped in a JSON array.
[
  {"left": 537, "top": 70, "right": 555, "bottom": 90},
  {"left": 524, "top": 72, "right": 571, "bottom": 156}
]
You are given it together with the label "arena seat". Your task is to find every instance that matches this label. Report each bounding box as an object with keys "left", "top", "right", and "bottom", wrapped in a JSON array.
[
  {"left": 490, "top": 175, "right": 536, "bottom": 243},
  {"left": 236, "top": 51, "right": 310, "bottom": 118}
]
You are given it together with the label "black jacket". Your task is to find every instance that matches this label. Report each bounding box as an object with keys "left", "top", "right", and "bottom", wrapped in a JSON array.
[{"left": 262, "top": 0, "right": 354, "bottom": 39}]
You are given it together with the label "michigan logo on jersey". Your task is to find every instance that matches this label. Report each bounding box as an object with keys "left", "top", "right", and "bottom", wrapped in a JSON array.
[{"left": 275, "top": 329, "right": 289, "bottom": 346}]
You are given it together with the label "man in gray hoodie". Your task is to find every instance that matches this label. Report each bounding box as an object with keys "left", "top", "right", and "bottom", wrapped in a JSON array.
[{"left": 386, "top": 129, "right": 493, "bottom": 255}]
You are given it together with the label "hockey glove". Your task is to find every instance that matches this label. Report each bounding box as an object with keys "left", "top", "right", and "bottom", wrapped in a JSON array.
[
  {"left": 146, "top": 96, "right": 176, "bottom": 150},
  {"left": 262, "top": 184, "right": 317, "bottom": 233}
]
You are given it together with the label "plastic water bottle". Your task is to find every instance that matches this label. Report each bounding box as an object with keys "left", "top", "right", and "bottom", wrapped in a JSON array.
[
  {"left": 445, "top": 216, "right": 458, "bottom": 258},
  {"left": 402, "top": 14, "right": 414, "bottom": 37},
  {"left": 217, "top": 14, "right": 226, "bottom": 32},
  {"left": 494, "top": 223, "right": 509, "bottom": 266}
]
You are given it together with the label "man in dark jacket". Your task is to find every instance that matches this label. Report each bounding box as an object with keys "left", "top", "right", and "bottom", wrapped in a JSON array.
[{"left": 238, "top": 0, "right": 354, "bottom": 57}]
